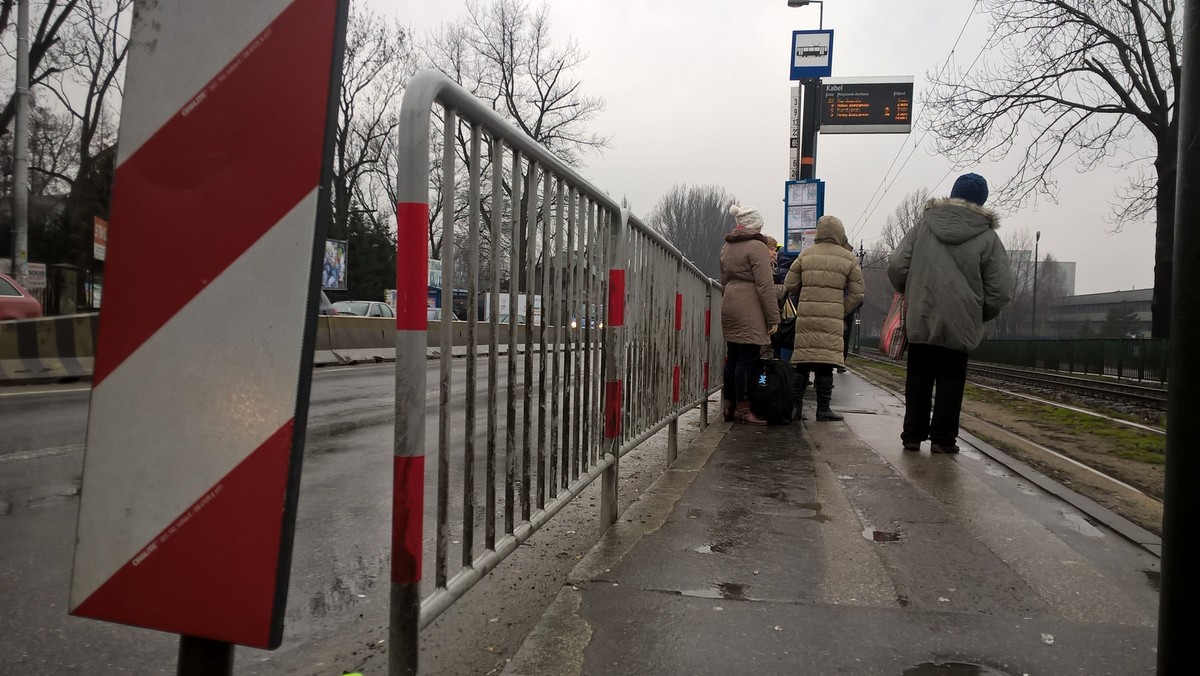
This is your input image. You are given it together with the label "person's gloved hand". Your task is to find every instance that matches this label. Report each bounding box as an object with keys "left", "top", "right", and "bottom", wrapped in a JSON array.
[{"left": 768, "top": 324, "right": 778, "bottom": 336}]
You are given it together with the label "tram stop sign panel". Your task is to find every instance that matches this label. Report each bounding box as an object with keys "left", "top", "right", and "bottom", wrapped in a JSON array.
[{"left": 820, "top": 76, "right": 914, "bottom": 134}]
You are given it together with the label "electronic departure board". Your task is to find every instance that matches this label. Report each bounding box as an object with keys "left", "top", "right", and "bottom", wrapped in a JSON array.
[{"left": 819, "top": 77, "right": 914, "bottom": 134}]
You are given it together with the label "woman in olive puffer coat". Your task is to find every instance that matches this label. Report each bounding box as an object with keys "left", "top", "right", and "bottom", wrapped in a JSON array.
[{"left": 784, "top": 214, "right": 864, "bottom": 421}]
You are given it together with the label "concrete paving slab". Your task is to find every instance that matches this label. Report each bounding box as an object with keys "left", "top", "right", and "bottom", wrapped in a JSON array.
[{"left": 504, "top": 370, "right": 1159, "bottom": 676}]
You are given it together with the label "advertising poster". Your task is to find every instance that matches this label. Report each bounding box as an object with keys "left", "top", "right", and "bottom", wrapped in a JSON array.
[{"left": 323, "top": 239, "right": 348, "bottom": 290}]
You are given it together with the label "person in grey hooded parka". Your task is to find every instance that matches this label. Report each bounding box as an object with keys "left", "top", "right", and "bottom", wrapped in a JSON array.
[{"left": 887, "top": 173, "right": 1013, "bottom": 454}]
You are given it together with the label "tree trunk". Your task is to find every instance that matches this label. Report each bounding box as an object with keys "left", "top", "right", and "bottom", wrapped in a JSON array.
[{"left": 1153, "top": 132, "right": 1177, "bottom": 340}]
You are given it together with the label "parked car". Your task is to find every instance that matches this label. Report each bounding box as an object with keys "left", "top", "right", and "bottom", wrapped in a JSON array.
[
  {"left": 0, "top": 271, "right": 43, "bottom": 320},
  {"left": 332, "top": 300, "right": 395, "bottom": 318},
  {"left": 318, "top": 291, "right": 337, "bottom": 315},
  {"left": 427, "top": 307, "right": 463, "bottom": 321}
]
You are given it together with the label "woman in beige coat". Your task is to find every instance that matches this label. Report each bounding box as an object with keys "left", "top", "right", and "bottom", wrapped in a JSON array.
[
  {"left": 720, "top": 205, "right": 781, "bottom": 425},
  {"left": 784, "top": 214, "right": 864, "bottom": 421}
]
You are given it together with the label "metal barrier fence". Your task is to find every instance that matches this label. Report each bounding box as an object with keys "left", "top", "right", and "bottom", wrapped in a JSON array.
[
  {"left": 970, "top": 338, "right": 1169, "bottom": 384},
  {"left": 390, "top": 70, "right": 721, "bottom": 674}
]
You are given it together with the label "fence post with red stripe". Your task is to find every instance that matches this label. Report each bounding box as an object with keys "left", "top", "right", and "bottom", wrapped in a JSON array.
[
  {"left": 667, "top": 259, "right": 684, "bottom": 464},
  {"left": 390, "top": 74, "right": 439, "bottom": 676},
  {"left": 600, "top": 208, "right": 629, "bottom": 529},
  {"left": 702, "top": 281, "right": 713, "bottom": 429}
]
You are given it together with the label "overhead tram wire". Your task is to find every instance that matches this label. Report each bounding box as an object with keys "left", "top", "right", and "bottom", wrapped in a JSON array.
[{"left": 846, "top": 0, "right": 984, "bottom": 243}]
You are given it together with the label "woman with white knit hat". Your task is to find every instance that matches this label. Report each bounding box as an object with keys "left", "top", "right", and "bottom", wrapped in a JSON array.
[{"left": 719, "top": 204, "right": 781, "bottom": 425}]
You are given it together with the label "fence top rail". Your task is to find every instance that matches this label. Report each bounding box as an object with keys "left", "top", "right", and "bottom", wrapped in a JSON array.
[{"left": 397, "top": 69, "right": 714, "bottom": 285}]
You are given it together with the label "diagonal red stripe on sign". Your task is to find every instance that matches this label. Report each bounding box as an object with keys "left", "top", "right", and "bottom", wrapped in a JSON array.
[
  {"left": 93, "top": 0, "right": 336, "bottom": 387},
  {"left": 71, "top": 421, "right": 295, "bottom": 648}
]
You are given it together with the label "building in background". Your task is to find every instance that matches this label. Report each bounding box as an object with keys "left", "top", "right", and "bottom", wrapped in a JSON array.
[{"left": 1048, "top": 288, "right": 1152, "bottom": 339}]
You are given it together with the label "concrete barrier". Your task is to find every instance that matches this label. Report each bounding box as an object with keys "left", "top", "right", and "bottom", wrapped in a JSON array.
[
  {"left": 0, "top": 314, "right": 98, "bottom": 382},
  {"left": 0, "top": 313, "right": 552, "bottom": 383}
]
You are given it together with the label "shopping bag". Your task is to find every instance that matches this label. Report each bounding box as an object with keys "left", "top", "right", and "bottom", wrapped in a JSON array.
[{"left": 878, "top": 293, "right": 908, "bottom": 360}]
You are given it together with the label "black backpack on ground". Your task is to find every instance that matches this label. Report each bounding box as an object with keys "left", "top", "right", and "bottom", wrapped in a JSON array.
[{"left": 748, "top": 355, "right": 795, "bottom": 424}]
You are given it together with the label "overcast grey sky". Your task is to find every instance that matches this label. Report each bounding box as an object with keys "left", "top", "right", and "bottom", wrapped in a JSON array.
[{"left": 379, "top": 0, "right": 1159, "bottom": 295}]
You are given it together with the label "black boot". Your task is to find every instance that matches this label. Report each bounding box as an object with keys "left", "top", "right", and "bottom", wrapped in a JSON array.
[
  {"left": 792, "top": 366, "right": 808, "bottom": 422},
  {"left": 815, "top": 374, "right": 843, "bottom": 421}
]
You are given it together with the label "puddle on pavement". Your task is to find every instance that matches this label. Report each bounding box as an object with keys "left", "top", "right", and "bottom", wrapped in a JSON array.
[
  {"left": 796, "top": 502, "right": 831, "bottom": 522},
  {"left": 862, "top": 528, "right": 901, "bottom": 543},
  {"left": 1061, "top": 511, "right": 1106, "bottom": 539},
  {"left": 903, "top": 662, "right": 1011, "bottom": 675},
  {"left": 1144, "top": 569, "right": 1161, "bottom": 591},
  {"left": 679, "top": 582, "right": 749, "bottom": 601}
]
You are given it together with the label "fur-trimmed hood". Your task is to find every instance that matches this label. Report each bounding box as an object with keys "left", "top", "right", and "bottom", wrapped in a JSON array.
[
  {"left": 725, "top": 229, "right": 769, "bottom": 245},
  {"left": 923, "top": 198, "right": 1001, "bottom": 245}
]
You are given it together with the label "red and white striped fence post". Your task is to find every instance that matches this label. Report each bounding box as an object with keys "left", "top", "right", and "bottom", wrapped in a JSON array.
[
  {"left": 601, "top": 208, "right": 629, "bottom": 528},
  {"left": 390, "top": 85, "right": 438, "bottom": 676},
  {"left": 702, "top": 282, "right": 713, "bottom": 429},
  {"left": 667, "top": 259, "right": 684, "bottom": 464}
]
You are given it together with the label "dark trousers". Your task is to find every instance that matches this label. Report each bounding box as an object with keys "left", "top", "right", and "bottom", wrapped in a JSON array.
[
  {"left": 902, "top": 343, "right": 970, "bottom": 446},
  {"left": 723, "top": 342, "right": 761, "bottom": 402},
  {"left": 794, "top": 362, "right": 833, "bottom": 383}
]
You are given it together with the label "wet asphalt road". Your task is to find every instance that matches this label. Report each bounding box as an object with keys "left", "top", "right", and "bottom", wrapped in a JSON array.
[{"left": 0, "top": 355, "right": 678, "bottom": 675}]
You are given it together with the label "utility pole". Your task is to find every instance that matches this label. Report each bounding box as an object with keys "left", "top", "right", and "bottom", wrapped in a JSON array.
[
  {"left": 12, "top": 0, "right": 30, "bottom": 286},
  {"left": 1031, "top": 231, "right": 1040, "bottom": 338},
  {"left": 1159, "top": 1, "right": 1200, "bottom": 669},
  {"left": 854, "top": 240, "right": 865, "bottom": 353}
]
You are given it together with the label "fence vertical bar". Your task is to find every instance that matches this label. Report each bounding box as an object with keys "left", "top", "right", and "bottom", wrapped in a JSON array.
[
  {"left": 549, "top": 178, "right": 565, "bottom": 499},
  {"left": 521, "top": 161, "right": 539, "bottom": 522},
  {"left": 505, "top": 150, "right": 522, "bottom": 538},
  {"left": 436, "top": 108, "right": 457, "bottom": 591},
  {"left": 601, "top": 209, "right": 629, "bottom": 527},
  {"left": 536, "top": 169, "right": 552, "bottom": 509},
  {"left": 486, "top": 136, "right": 502, "bottom": 552},
  {"left": 701, "top": 282, "right": 712, "bottom": 429},
  {"left": 462, "top": 121, "right": 481, "bottom": 568}
]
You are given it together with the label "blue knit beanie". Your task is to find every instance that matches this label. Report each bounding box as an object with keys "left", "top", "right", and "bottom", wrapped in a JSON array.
[{"left": 950, "top": 173, "right": 989, "bottom": 206}]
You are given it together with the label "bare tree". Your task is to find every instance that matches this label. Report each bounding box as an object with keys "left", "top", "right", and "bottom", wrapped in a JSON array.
[
  {"left": 29, "top": 0, "right": 128, "bottom": 270},
  {"left": 647, "top": 184, "right": 736, "bottom": 280},
  {"left": 421, "top": 0, "right": 610, "bottom": 280},
  {"left": 0, "top": 0, "right": 80, "bottom": 137},
  {"left": 332, "top": 2, "right": 415, "bottom": 239},
  {"left": 879, "top": 187, "right": 931, "bottom": 251},
  {"left": 1034, "top": 252, "right": 1072, "bottom": 336},
  {"left": 923, "top": 0, "right": 1180, "bottom": 338}
]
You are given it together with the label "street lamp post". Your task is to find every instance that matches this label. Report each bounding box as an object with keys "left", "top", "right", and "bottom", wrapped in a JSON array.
[
  {"left": 788, "top": 0, "right": 823, "bottom": 28},
  {"left": 1032, "top": 230, "right": 1041, "bottom": 338}
]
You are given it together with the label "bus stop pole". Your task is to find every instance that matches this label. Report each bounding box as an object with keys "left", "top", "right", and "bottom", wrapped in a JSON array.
[
  {"left": 1158, "top": 1, "right": 1200, "bottom": 671},
  {"left": 177, "top": 636, "right": 233, "bottom": 676}
]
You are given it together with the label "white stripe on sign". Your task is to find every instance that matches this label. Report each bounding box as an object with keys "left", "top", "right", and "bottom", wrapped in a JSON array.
[
  {"left": 116, "top": 1, "right": 293, "bottom": 164},
  {"left": 71, "top": 189, "right": 318, "bottom": 606}
]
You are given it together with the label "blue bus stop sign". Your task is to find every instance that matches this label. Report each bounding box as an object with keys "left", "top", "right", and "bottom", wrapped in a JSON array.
[{"left": 791, "top": 30, "right": 833, "bottom": 80}]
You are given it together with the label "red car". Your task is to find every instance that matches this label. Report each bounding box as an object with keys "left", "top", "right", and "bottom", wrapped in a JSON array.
[{"left": 0, "top": 271, "right": 44, "bottom": 320}]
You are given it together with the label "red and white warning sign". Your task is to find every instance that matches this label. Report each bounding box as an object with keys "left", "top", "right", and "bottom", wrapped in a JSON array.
[{"left": 69, "top": 0, "right": 346, "bottom": 649}]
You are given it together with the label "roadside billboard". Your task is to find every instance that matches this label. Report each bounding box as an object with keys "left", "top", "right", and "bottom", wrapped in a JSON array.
[{"left": 323, "top": 238, "right": 348, "bottom": 290}]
